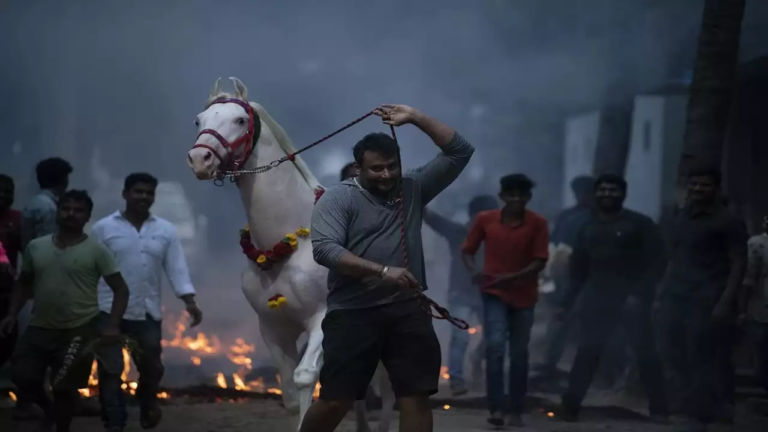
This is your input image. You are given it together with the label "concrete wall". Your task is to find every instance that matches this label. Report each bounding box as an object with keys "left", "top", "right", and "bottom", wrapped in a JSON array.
[{"left": 624, "top": 95, "right": 687, "bottom": 221}]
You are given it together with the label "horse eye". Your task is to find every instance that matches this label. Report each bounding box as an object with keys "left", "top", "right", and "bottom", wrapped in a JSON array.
[
  {"left": 237, "top": 118, "right": 246, "bottom": 126},
  {"left": 194, "top": 119, "right": 200, "bottom": 127}
]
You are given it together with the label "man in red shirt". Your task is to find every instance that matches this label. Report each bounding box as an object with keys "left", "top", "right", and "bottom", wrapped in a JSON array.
[
  {"left": 0, "top": 173, "right": 22, "bottom": 367},
  {"left": 462, "top": 174, "right": 549, "bottom": 428}
]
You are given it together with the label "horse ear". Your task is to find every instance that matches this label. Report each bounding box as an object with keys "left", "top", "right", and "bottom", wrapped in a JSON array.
[
  {"left": 210, "top": 77, "right": 222, "bottom": 99},
  {"left": 230, "top": 77, "right": 248, "bottom": 100}
]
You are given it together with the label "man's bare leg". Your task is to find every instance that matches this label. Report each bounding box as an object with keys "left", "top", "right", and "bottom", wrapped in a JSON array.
[
  {"left": 398, "top": 395, "right": 432, "bottom": 432},
  {"left": 298, "top": 399, "right": 352, "bottom": 432}
]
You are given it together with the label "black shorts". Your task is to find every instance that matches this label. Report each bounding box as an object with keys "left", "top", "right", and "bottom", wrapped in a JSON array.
[
  {"left": 319, "top": 298, "right": 441, "bottom": 400},
  {"left": 11, "top": 316, "right": 100, "bottom": 390}
]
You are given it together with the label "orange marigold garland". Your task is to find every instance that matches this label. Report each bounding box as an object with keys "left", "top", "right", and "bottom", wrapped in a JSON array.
[{"left": 239, "top": 226, "right": 311, "bottom": 271}]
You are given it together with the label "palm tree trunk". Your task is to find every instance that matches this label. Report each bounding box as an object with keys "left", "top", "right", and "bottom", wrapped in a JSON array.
[{"left": 676, "top": 0, "right": 746, "bottom": 194}]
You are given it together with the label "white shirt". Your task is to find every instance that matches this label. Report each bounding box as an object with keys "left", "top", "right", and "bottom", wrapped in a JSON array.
[{"left": 92, "top": 211, "right": 195, "bottom": 321}]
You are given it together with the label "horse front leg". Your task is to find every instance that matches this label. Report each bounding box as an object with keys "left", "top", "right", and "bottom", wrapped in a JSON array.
[
  {"left": 294, "top": 312, "right": 325, "bottom": 431},
  {"left": 259, "top": 317, "right": 301, "bottom": 413}
]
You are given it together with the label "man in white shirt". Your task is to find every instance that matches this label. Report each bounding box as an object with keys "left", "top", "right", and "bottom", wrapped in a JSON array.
[{"left": 91, "top": 173, "right": 203, "bottom": 431}]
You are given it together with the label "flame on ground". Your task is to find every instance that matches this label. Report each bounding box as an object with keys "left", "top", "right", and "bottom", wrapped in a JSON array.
[{"left": 55, "top": 312, "right": 310, "bottom": 401}]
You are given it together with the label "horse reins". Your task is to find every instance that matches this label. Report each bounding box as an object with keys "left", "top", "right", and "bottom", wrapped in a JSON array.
[{"left": 203, "top": 102, "right": 469, "bottom": 330}]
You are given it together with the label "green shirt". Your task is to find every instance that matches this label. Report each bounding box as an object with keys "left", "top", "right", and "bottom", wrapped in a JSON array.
[{"left": 22, "top": 234, "right": 119, "bottom": 329}]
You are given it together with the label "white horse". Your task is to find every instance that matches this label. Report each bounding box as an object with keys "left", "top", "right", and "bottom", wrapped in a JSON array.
[{"left": 186, "top": 77, "right": 394, "bottom": 432}]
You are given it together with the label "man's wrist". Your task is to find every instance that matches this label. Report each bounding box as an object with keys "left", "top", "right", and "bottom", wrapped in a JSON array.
[
  {"left": 378, "top": 265, "right": 389, "bottom": 279},
  {"left": 408, "top": 109, "right": 427, "bottom": 127},
  {"left": 181, "top": 294, "right": 196, "bottom": 305}
]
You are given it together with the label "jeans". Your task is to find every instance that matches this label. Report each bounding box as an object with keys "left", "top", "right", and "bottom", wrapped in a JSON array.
[
  {"left": 482, "top": 293, "right": 534, "bottom": 415},
  {"left": 98, "top": 313, "right": 165, "bottom": 429},
  {"left": 562, "top": 295, "right": 667, "bottom": 415},
  {"left": 447, "top": 302, "right": 484, "bottom": 390},
  {"left": 658, "top": 298, "right": 734, "bottom": 423}
]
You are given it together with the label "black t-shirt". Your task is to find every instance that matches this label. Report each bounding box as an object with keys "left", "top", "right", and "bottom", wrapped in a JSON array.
[
  {"left": 663, "top": 205, "right": 748, "bottom": 305},
  {"left": 563, "top": 209, "right": 665, "bottom": 309}
]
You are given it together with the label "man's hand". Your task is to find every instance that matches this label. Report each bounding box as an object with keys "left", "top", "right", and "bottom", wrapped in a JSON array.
[
  {"left": 381, "top": 266, "right": 420, "bottom": 290},
  {"left": 0, "top": 315, "right": 16, "bottom": 337},
  {"left": 101, "top": 325, "right": 121, "bottom": 344},
  {"left": 373, "top": 104, "right": 418, "bottom": 127},
  {"left": 484, "top": 273, "right": 517, "bottom": 289},
  {"left": 185, "top": 301, "right": 204, "bottom": 328}
]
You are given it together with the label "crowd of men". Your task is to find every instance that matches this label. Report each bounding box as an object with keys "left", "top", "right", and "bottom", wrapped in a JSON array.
[
  {"left": 420, "top": 165, "right": 767, "bottom": 432},
  {"left": 0, "top": 159, "right": 201, "bottom": 432},
  {"left": 1, "top": 103, "right": 766, "bottom": 432}
]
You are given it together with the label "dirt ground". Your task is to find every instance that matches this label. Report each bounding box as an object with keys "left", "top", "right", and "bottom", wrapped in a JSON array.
[{"left": 2, "top": 396, "right": 767, "bottom": 432}]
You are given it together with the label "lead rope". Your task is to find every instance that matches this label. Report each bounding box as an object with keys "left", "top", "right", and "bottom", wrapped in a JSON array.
[{"left": 389, "top": 126, "right": 470, "bottom": 330}]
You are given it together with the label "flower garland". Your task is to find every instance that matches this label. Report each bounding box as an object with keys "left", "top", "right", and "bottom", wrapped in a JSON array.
[
  {"left": 240, "top": 187, "right": 323, "bottom": 310},
  {"left": 239, "top": 226, "right": 311, "bottom": 271},
  {"left": 267, "top": 294, "right": 287, "bottom": 309}
]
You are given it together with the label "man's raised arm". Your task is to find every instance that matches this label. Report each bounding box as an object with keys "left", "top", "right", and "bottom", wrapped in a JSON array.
[
  {"left": 311, "top": 188, "right": 383, "bottom": 278},
  {"left": 406, "top": 110, "right": 475, "bottom": 205}
]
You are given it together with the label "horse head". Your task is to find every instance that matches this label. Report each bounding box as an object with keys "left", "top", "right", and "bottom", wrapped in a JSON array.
[{"left": 187, "top": 77, "right": 261, "bottom": 180}]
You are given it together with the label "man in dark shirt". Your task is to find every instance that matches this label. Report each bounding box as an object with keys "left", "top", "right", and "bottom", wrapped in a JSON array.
[
  {"left": 539, "top": 175, "right": 594, "bottom": 376},
  {"left": 0, "top": 174, "right": 22, "bottom": 367},
  {"left": 556, "top": 174, "right": 668, "bottom": 423},
  {"left": 423, "top": 195, "right": 497, "bottom": 395},
  {"left": 656, "top": 167, "right": 747, "bottom": 429},
  {"left": 339, "top": 162, "right": 358, "bottom": 182}
]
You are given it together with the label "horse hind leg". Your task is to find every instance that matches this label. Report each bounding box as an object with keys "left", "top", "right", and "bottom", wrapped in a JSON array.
[
  {"left": 354, "top": 400, "right": 372, "bottom": 432},
  {"left": 294, "top": 312, "right": 325, "bottom": 431},
  {"left": 259, "top": 318, "right": 301, "bottom": 413}
]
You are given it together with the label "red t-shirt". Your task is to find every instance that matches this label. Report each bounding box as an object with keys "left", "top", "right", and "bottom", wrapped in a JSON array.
[
  {"left": 0, "top": 209, "right": 21, "bottom": 292},
  {"left": 461, "top": 209, "right": 549, "bottom": 308}
]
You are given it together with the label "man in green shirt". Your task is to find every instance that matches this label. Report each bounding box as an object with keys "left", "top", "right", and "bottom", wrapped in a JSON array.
[{"left": 0, "top": 190, "right": 130, "bottom": 432}]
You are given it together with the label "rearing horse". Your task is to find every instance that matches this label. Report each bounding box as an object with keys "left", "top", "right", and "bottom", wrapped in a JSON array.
[{"left": 186, "top": 77, "right": 393, "bottom": 432}]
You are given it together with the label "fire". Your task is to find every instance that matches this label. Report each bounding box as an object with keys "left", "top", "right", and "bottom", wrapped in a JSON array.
[
  {"left": 443, "top": 404, "right": 451, "bottom": 410},
  {"left": 216, "top": 372, "right": 228, "bottom": 389},
  {"left": 8, "top": 391, "right": 17, "bottom": 402},
  {"left": 191, "top": 356, "right": 201, "bottom": 366},
  {"left": 162, "top": 316, "right": 221, "bottom": 354}
]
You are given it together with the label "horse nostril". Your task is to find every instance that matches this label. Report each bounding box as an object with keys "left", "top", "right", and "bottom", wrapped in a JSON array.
[
  {"left": 204, "top": 151, "right": 212, "bottom": 162},
  {"left": 187, "top": 154, "right": 193, "bottom": 164}
]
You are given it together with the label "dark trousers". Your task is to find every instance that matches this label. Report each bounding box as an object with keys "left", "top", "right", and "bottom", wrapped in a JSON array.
[
  {"left": 482, "top": 293, "right": 534, "bottom": 415},
  {"left": 97, "top": 313, "right": 164, "bottom": 429},
  {"left": 0, "top": 294, "right": 18, "bottom": 367},
  {"left": 658, "top": 298, "right": 734, "bottom": 423},
  {"left": 563, "top": 295, "right": 667, "bottom": 416}
]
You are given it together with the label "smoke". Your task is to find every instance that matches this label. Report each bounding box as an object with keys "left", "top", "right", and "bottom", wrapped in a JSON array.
[{"left": 2, "top": 0, "right": 767, "bottom": 378}]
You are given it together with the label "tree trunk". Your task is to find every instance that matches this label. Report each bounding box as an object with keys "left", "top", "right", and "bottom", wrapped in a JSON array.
[{"left": 676, "top": 0, "right": 746, "bottom": 196}]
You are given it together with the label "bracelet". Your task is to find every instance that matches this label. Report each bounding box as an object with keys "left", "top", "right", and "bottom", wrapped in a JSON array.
[{"left": 379, "top": 266, "right": 389, "bottom": 278}]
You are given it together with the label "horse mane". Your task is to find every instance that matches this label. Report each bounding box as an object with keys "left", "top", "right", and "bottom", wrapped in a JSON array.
[{"left": 205, "top": 93, "right": 322, "bottom": 190}]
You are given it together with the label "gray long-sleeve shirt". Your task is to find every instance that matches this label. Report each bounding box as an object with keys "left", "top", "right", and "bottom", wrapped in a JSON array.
[{"left": 311, "top": 132, "right": 474, "bottom": 311}]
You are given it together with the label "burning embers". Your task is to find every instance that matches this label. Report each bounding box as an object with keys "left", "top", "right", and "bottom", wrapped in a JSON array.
[{"left": 70, "top": 312, "right": 292, "bottom": 400}]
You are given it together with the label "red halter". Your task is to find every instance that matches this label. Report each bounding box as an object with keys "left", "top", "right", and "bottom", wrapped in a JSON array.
[{"left": 191, "top": 98, "right": 262, "bottom": 175}]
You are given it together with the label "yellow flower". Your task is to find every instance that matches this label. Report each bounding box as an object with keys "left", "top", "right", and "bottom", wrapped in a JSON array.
[
  {"left": 276, "top": 296, "right": 287, "bottom": 306},
  {"left": 268, "top": 300, "right": 278, "bottom": 309},
  {"left": 285, "top": 233, "right": 297, "bottom": 241},
  {"left": 289, "top": 239, "right": 298, "bottom": 249},
  {"left": 295, "top": 227, "right": 311, "bottom": 237},
  {"left": 256, "top": 255, "right": 267, "bottom": 264},
  {"left": 243, "top": 224, "right": 250, "bottom": 232}
]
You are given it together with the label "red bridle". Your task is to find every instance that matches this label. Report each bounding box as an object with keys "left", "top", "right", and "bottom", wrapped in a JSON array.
[{"left": 191, "top": 98, "right": 262, "bottom": 175}]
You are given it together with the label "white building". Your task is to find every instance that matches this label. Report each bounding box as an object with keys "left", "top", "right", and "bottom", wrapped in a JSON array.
[{"left": 623, "top": 95, "right": 688, "bottom": 222}]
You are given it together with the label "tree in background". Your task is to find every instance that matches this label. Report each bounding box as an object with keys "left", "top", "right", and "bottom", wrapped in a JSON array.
[{"left": 676, "top": 0, "right": 746, "bottom": 196}]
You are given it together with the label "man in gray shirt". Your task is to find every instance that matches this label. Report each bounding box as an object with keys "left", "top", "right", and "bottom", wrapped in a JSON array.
[{"left": 302, "top": 104, "right": 474, "bottom": 432}]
